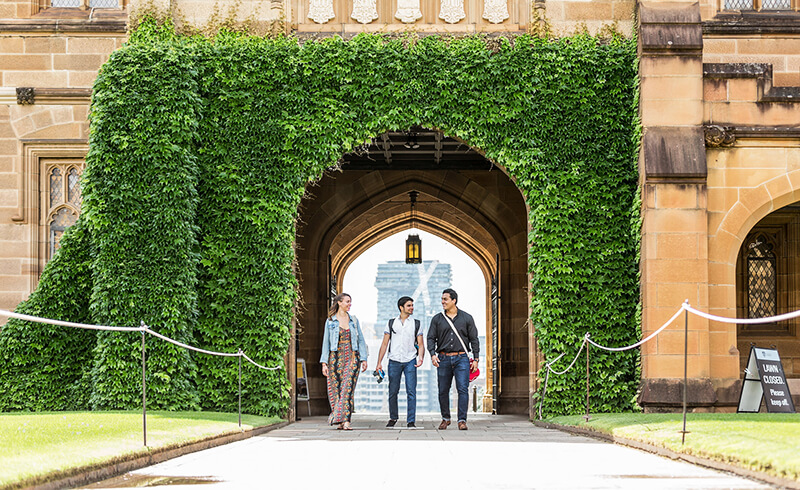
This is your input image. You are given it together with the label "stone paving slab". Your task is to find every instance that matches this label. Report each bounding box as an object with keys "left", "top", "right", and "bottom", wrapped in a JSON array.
[{"left": 84, "top": 414, "right": 772, "bottom": 490}]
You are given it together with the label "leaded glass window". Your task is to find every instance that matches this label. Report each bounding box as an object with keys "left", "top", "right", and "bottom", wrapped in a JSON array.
[
  {"left": 89, "top": 0, "right": 119, "bottom": 8},
  {"left": 45, "top": 163, "right": 82, "bottom": 260},
  {"left": 747, "top": 235, "right": 777, "bottom": 318},
  {"left": 761, "top": 0, "right": 791, "bottom": 9},
  {"left": 51, "top": 0, "right": 119, "bottom": 7},
  {"left": 49, "top": 208, "right": 77, "bottom": 258},
  {"left": 68, "top": 168, "right": 81, "bottom": 204},
  {"left": 49, "top": 168, "right": 63, "bottom": 208},
  {"left": 724, "top": 0, "right": 754, "bottom": 9},
  {"left": 724, "top": 0, "right": 791, "bottom": 10}
]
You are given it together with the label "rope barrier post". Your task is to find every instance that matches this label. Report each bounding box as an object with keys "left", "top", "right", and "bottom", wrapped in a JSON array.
[
  {"left": 538, "top": 366, "right": 550, "bottom": 420},
  {"left": 141, "top": 321, "right": 148, "bottom": 447},
  {"left": 681, "top": 302, "right": 689, "bottom": 444},
  {"left": 584, "top": 337, "right": 591, "bottom": 422},
  {"left": 472, "top": 385, "right": 477, "bottom": 412},
  {"left": 238, "top": 349, "right": 243, "bottom": 430}
]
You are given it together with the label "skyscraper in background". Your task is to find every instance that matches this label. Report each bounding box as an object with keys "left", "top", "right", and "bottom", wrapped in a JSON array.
[{"left": 354, "top": 260, "right": 487, "bottom": 415}]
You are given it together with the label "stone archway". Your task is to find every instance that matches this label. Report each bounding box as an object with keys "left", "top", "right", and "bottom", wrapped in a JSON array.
[
  {"left": 294, "top": 129, "right": 532, "bottom": 418},
  {"left": 704, "top": 171, "right": 800, "bottom": 403}
]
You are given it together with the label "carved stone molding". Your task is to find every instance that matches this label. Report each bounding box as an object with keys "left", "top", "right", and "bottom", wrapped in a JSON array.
[
  {"left": 13, "top": 87, "right": 92, "bottom": 105},
  {"left": 14, "top": 140, "right": 88, "bottom": 223},
  {"left": 351, "top": 0, "right": 378, "bottom": 24},
  {"left": 439, "top": 0, "right": 466, "bottom": 24},
  {"left": 395, "top": 0, "right": 422, "bottom": 23},
  {"left": 17, "top": 87, "right": 35, "bottom": 105},
  {"left": 704, "top": 125, "right": 736, "bottom": 148},
  {"left": 483, "top": 0, "right": 509, "bottom": 24},
  {"left": 308, "top": 0, "right": 335, "bottom": 23}
]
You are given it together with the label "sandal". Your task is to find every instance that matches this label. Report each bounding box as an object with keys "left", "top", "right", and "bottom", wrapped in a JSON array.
[
  {"left": 342, "top": 422, "right": 353, "bottom": 430},
  {"left": 336, "top": 423, "right": 344, "bottom": 430}
]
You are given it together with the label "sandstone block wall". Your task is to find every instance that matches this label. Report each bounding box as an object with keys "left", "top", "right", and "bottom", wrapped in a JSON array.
[{"left": 544, "top": 0, "right": 635, "bottom": 36}]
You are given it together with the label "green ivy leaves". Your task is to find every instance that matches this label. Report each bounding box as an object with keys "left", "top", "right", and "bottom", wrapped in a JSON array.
[{"left": 0, "top": 23, "right": 639, "bottom": 416}]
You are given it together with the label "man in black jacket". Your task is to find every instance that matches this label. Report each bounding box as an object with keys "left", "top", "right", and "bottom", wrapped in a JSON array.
[{"left": 427, "top": 288, "right": 479, "bottom": 430}]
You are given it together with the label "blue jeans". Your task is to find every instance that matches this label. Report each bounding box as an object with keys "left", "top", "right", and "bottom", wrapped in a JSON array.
[
  {"left": 388, "top": 359, "right": 417, "bottom": 423},
  {"left": 436, "top": 353, "right": 470, "bottom": 422}
]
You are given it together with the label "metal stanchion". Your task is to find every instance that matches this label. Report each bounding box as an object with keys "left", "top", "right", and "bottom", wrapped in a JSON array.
[
  {"left": 472, "top": 385, "right": 477, "bottom": 412},
  {"left": 584, "top": 339, "right": 591, "bottom": 422},
  {"left": 141, "top": 321, "right": 147, "bottom": 447},
  {"left": 238, "top": 349, "right": 242, "bottom": 430},
  {"left": 681, "top": 303, "right": 689, "bottom": 444},
  {"left": 538, "top": 367, "right": 550, "bottom": 420}
]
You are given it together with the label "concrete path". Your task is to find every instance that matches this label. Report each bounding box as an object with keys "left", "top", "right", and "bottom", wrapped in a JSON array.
[{"left": 85, "top": 414, "right": 771, "bottom": 489}]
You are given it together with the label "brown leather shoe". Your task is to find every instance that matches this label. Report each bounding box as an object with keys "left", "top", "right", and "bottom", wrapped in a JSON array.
[
  {"left": 438, "top": 420, "right": 451, "bottom": 430},
  {"left": 458, "top": 421, "right": 468, "bottom": 430}
]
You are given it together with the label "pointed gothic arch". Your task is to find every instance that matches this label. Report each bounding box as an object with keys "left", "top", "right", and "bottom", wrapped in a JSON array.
[{"left": 294, "top": 130, "right": 533, "bottom": 417}]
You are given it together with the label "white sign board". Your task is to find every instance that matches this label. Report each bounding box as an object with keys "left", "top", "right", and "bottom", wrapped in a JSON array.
[{"left": 737, "top": 346, "right": 795, "bottom": 413}]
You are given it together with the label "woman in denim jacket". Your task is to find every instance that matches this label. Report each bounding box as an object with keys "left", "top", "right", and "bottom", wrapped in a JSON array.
[{"left": 320, "top": 292, "right": 368, "bottom": 430}]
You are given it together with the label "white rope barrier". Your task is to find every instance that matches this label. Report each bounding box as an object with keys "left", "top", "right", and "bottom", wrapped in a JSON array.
[
  {"left": 586, "top": 306, "right": 685, "bottom": 352},
  {"left": 540, "top": 301, "right": 800, "bottom": 376},
  {"left": 143, "top": 325, "right": 240, "bottom": 357},
  {"left": 0, "top": 309, "right": 142, "bottom": 332},
  {"left": 546, "top": 335, "right": 587, "bottom": 375},
  {"left": 683, "top": 303, "right": 800, "bottom": 325},
  {"left": 535, "top": 301, "right": 800, "bottom": 420},
  {"left": 242, "top": 352, "right": 282, "bottom": 371},
  {"left": 0, "top": 309, "right": 281, "bottom": 371}
]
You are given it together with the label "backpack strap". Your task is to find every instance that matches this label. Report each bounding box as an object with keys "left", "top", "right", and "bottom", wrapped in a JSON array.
[
  {"left": 388, "top": 318, "right": 421, "bottom": 355},
  {"left": 387, "top": 318, "right": 396, "bottom": 354}
]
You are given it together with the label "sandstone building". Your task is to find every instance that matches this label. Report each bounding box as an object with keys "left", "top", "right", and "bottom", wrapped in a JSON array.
[{"left": 1, "top": 0, "right": 798, "bottom": 416}]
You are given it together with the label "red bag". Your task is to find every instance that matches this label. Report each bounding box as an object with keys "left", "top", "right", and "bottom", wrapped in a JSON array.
[{"left": 469, "top": 362, "right": 480, "bottom": 382}]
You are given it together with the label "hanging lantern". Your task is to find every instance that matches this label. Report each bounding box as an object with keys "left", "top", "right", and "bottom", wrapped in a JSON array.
[
  {"left": 405, "top": 190, "right": 422, "bottom": 264},
  {"left": 406, "top": 234, "right": 422, "bottom": 264}
]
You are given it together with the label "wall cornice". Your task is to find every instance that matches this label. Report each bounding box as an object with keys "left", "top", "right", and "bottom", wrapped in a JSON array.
[
  {"left": 704, "top": 63, "right": 800, "bottom": 103},
  {"left": 703, "top": 12, "right": 800, "bottom": 35},
  {"left": 0, "top": 17, "right": 126, "bottom": 34},
  {"left": 639, "top": 2, "right": 703, "bottom": 57}
]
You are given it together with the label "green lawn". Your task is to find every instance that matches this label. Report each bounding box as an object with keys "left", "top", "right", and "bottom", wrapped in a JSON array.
[
  {"left": 1, "top": 411, "right": 283, "bottom": 489},
  {"left": 545, "top": 413, "right": 800, "bottom": 482}
]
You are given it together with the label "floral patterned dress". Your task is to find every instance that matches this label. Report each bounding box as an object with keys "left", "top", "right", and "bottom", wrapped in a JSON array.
[{"left": 327, "top": 328, "right": 360, "bottom": 424}]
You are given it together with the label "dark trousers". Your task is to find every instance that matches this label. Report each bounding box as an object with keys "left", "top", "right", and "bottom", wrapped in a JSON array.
[{"left": 436, "top": 353, "right": 470, "bottom": 422}]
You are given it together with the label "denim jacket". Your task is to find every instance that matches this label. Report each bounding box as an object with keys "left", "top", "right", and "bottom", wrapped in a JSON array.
[{"left": 320, "top": 314, "right": 369, "bottom": 364}]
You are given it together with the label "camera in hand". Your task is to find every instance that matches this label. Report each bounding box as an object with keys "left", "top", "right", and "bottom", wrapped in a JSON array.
[{"left": 372, "top": 369, "right": 385, "bottom": 383}]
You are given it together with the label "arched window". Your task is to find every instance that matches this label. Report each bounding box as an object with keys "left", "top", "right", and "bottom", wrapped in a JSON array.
[
  {"left": 746, "top": 234, "right": 777, "bottom": 319},
  {"left": 736, "top": 207, "right": 800, "bottom": 337},
  {"left": 45, "top": 164, "right": 82, "bottom": 261}
]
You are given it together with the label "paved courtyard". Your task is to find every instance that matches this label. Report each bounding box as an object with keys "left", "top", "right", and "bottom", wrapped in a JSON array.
[{"left": 86, "top": 414, "right": 771, "bottom": 489}]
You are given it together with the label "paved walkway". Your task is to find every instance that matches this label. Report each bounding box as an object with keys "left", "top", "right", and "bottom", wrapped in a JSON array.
[{"left": 85, "top": 414, "right": 771, "bottom": 489}]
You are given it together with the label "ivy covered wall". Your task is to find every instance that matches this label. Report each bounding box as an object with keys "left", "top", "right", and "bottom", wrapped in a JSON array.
[{"left": 0, "top": 23, "right": 640, "bottom": 416}]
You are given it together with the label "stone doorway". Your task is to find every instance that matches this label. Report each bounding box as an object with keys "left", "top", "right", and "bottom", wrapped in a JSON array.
[
  {"left": 736, "top": 203, "right": 800, "bottom": 398},
  {"left": 293, "top": 128, "right": 533, "bottom": 419}
]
